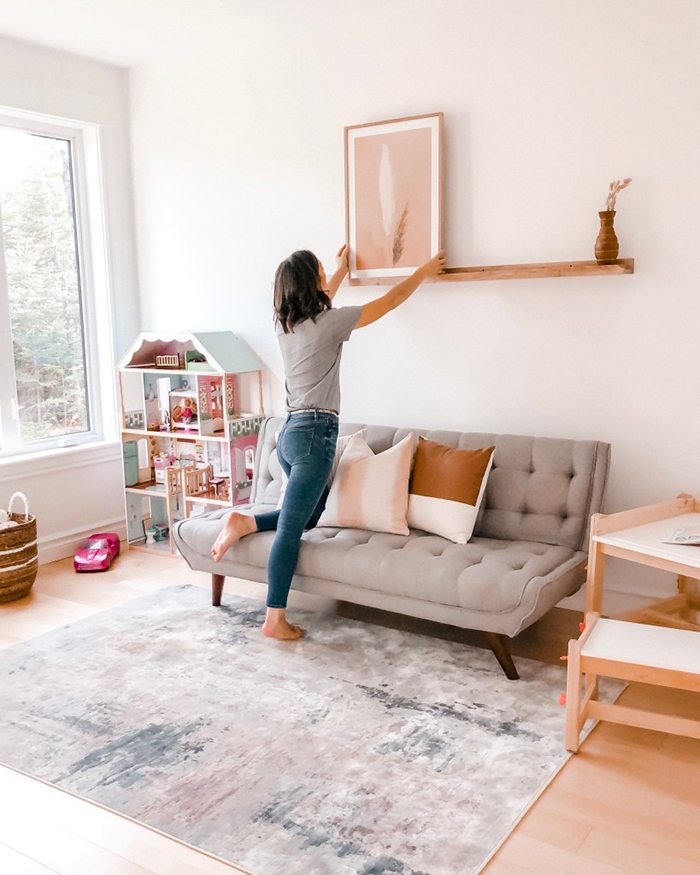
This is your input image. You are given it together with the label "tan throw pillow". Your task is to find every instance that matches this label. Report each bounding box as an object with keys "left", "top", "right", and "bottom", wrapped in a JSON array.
[
  {"left": 407, "top": 437, "right": 495, "bottom": 543},
  {"left": 317, "top": 432, "right": 414, "bottom": 535},
  {"left": 274, "top": 427, "right": 367, "bottom": 510}
]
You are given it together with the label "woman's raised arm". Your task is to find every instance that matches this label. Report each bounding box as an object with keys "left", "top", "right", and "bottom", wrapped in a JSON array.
[
  {"left": 355, "top": 250, "right": 445, "bottom": 329},
  {"left": 326, "top": 245, "right": 349, "bottom": 300}
]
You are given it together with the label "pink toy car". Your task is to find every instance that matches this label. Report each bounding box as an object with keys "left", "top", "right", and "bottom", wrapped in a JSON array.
[{"left": 74, "top": 533, "right": 120, "bottom": 572}]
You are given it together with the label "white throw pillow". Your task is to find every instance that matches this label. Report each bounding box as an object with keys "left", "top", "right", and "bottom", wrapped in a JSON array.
[
  {"left": 273, "top": 427, "right": 367, "bottom": 510},
  {"left": 317, "top": 432, "right": 414, "bottom": 535},
  {"left": 330, "top": 428, "right": 367, "bottom": 481}
]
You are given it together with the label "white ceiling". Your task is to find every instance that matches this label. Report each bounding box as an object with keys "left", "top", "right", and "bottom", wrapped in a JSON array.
[{"left": 0, "top": 0, "right": 235, "bottom": 67}]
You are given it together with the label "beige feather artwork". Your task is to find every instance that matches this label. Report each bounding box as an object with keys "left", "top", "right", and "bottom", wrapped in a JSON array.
[
  {"left": 346, "top": 113, "right": 442, "bottom": 278},
  {"left": 379, "top": 144, "right": 395, "bottom": 240},
  {"left": 378, "top": 144, "right": 409, "bottom": 266}
]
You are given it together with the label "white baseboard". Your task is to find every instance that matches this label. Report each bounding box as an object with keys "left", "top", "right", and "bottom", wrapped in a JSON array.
[{"left": 38, "top": 517, "right": 128, "bottom": 565}]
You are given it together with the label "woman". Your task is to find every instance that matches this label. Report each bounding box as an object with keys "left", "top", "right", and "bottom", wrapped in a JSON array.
[{"left": 211, "top": 244, "right": 445, "bottom": 640}]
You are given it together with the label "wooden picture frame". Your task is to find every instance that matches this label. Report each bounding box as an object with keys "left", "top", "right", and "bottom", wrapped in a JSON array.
[{"left": 345, "top": 112, "right": 443, "bottom": 280}]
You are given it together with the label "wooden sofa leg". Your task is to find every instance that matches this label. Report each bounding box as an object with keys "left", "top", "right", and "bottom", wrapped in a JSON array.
[
  {"left": 483, "top": 632, "right": 520, "bottom": 680},
  {"left": 212, "top": 574, "right": 225, "bottom": 607}
]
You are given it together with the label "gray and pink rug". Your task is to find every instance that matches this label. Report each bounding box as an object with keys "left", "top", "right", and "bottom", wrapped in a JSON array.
[{"left": 0, "top": 584, "right": 601, "bottom": 874}]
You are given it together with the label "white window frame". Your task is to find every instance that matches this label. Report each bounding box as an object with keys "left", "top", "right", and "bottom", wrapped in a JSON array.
[{"left": 0, "top": 107, "right": 117, "bottom": 460}]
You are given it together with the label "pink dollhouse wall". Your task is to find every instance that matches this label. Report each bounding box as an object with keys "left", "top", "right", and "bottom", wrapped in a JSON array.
[
  {"left": 225, "top": 375, "right": 240, "bottom": 417},
  {"left": 229, "top": 414, "right": 265, "bottom": 504},
  {"left": 198, "top": 376, "right": 226, "bottom": 435}
]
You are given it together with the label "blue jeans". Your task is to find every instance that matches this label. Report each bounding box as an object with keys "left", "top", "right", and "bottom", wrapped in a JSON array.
[{"left": 254, "top": 412, "right": 339, "bottom": 608}]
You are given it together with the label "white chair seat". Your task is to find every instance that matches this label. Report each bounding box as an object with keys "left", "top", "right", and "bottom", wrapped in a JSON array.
[{"left": 581, "top": 617, "right": 700, "bottom": 674}]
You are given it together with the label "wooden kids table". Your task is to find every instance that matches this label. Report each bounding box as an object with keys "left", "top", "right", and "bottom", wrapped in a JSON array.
[{"left": 565, "top": 494, "right": 700, "bottom": 752}]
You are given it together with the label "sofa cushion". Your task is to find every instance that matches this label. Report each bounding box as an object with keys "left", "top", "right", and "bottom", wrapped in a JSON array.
[{"left": 175, "top": 504, "right": 583, "bottom": 615}]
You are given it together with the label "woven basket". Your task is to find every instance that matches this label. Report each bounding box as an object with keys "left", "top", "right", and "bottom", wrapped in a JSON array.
[{"left": 0, "top": 492, "right": 38, "bottom": 604}]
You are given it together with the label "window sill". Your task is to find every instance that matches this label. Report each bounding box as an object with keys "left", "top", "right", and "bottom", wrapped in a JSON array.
[{"left": 0, "top": 439, "right": 122, "bottom": 482}]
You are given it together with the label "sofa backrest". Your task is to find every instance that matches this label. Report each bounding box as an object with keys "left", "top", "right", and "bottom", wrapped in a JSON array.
[{"left": 250, "top": 417, "right": 610, "bottom": 552}]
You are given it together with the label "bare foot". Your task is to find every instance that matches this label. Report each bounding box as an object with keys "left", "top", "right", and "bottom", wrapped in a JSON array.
[
  {"left": 211, "top": 512, "right": 256, "bottom": 562},
  {"left": 262, "top": 608, "right": 303, "bottom": 641}
]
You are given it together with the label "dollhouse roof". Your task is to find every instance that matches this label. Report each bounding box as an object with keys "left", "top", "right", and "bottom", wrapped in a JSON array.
[
  {"left": 118, "top": 331, "right": 264, "bottom": 374},
  {"left": 192, "top": 332, "right": 263, "bottom": 374}
]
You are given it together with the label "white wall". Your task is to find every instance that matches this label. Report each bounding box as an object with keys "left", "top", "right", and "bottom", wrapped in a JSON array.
[
  {"left": 0, "top": 35, "right": 140, "bottom": 559},
  {"left": 129, "top": 0, "right": 700, "bottom": 612}
]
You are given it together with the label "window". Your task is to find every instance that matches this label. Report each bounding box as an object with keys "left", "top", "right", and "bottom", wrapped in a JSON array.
[{"left": 0, "top": 111, "right": 113, "bottom": 458}]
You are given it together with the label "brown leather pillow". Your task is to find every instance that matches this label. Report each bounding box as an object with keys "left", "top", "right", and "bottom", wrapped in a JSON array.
[{"left": 407, "top": 437, "right": 495, "bottom": 543}]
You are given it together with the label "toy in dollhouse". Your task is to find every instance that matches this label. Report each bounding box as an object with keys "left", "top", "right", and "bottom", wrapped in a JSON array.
[
  {"left": 125, "top": 466, "right": 185, "bottom": 554},
  {"left": 203, "top": 442, "right": 231, "bottom": 499},
  {"left": 227, "top": 417, "right": 263, "bottom": 503},
  {"left": 178, "top": 436, "right": 239, "bottom": 515},
  {"left": 198, "top": 376, "right": 226, "bottom": 435},
  {"left": 142, "top": 374, "right": 161, "bottom": 431},
  {"left": 245, "top": 446, "right": 255, "bottom": 481},
  {"left": 153, "top": 454, "right": 177, "bottom": 485},
  {"left": 181, "top": 399, "right": 194, "bottom": 425},
  {"left": 170, "top": 388, "right": 198, "bottom": 433},
  {"left": 211, "top": 477, "right": 230, "bottom": 501},
  {"left": 150, "top": 440, "right": 201, "bottom": 491}
]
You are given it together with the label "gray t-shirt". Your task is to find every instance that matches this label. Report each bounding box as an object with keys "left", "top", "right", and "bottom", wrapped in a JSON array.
[{"left": 276, "top": 305, "right": 363, "bottom": 413}]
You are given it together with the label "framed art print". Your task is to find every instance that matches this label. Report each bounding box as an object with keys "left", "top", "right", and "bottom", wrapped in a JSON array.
[{"left": 345, "top": 112, "right": 443, "bottom": 279}]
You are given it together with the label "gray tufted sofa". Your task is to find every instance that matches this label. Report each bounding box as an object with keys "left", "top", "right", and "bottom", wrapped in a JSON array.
[{"left": 173, "top": 416, "right": 610, "bottom": 679}]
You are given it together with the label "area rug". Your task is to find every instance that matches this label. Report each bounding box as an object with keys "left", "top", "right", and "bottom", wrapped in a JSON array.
[{"left": 0, "top": 584, "right": 603, "bottom": 875}]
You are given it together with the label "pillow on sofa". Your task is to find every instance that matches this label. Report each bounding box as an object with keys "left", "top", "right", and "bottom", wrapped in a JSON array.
[
  {"left": 317, "top": 432, "right": 414, "bottom": 535},
  {"left": 330, "top": 428, "right": 366, "bottom": 480},
  {"left": 273, "top": 427, "right": 367, "bottom": 510},
  {"left": 407, "top": 437, "right": 495, "bottom": 543}
]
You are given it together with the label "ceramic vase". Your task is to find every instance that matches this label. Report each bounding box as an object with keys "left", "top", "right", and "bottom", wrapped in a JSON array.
[{"left": 595, "top": 210, "right": 619, "bottom": 264}]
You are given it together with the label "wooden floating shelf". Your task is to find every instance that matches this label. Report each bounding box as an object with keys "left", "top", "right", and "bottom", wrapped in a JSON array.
[{"left": 347, "top": 259, "right": 634, "bottom": 286}]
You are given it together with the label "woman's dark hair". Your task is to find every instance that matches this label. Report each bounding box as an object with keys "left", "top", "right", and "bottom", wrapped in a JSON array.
[{"left": 274, "top": 250, "right": 331, "bottom": 334}]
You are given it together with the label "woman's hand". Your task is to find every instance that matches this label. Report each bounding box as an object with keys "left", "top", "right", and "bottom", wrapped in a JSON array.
[
  {"left": 355, "top": 249, "right": 446, "bottom": 330},
  {"left": 419, "top": 250, "right": 445, "bottom": 279},
  {"left": 336, "top": 244, "right": 349, "bottom": 272},
  {"left": 327, "top": 245, "right": 350, "bottom": 300}
]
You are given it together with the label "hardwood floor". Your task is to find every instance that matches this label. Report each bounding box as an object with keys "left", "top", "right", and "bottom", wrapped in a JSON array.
[{"left": 1, "top": 549, "right": 698, "bottom": 875}]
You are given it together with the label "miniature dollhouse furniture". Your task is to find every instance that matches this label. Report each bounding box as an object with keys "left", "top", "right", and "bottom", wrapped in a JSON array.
[
  {"left": 118, "top": 332, "right": 265, "bottom": 555},
  {"left": 183, "top": 464, "right": 215, "bottom": 518},
  {"left": 158, "top": 466, "right": 185, "bottom": 554},
  {"left": 174, "top": 416, "right": 610, "bottom": 678},
  {"left": 565, "top": 495, "right": 700, "bottom": 751}
]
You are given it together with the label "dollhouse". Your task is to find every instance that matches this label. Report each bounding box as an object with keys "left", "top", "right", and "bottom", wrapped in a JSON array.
[{"left": 118, "top": 332, "right": 265, "bottom": 554}]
